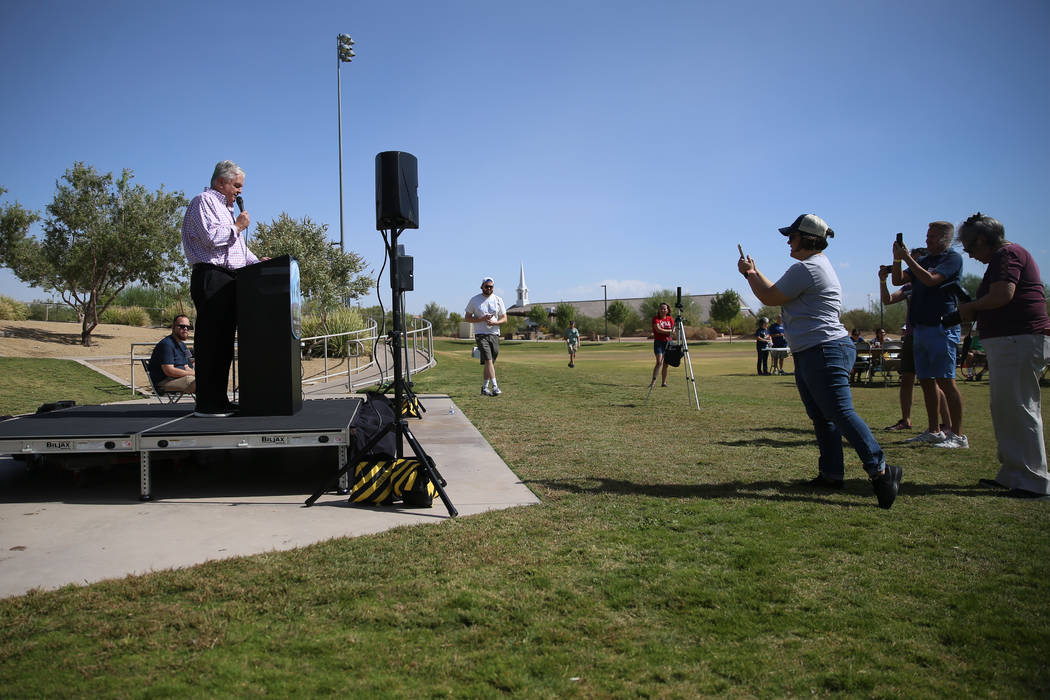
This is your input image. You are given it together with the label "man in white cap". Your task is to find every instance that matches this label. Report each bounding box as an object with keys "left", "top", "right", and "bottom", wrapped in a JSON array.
[{"left": 464, "top": 277, "right": 507, "bottom": 395}]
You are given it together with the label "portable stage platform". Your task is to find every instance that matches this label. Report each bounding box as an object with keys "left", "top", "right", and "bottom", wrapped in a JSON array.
[{"left": 0, "top": 398, "right": 363, "bottom": 500}]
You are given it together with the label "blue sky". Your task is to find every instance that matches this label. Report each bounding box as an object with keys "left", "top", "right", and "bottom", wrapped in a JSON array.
[{"left": 2, "top": 0, "right": 1047, "bottom": 318}]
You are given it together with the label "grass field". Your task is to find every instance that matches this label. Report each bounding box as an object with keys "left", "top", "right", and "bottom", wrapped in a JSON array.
[
  {"left": 1, "top": 340, "right": 1048, "bottom": 697},
  {"left": 0, "top": 358, "right": 144, "bottom": 416}
]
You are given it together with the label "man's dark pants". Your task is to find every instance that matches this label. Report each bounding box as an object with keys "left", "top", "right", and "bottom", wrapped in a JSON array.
[{"left": 190, "top": 264, "right": 237, "bottom": 412}]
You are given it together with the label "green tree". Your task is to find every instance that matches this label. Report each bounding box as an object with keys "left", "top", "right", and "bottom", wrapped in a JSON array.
[
  {"left": 756, "top": 305, "right": 781, "bottom": 324},
  {"left": 502, "top": 314, "right": 523, "bottom": 337},
  {"left": 527, "top": 305, "right": 549, "bottom": 330},
  {"left": 709, "top": 289, "right": 743, "bottom": 341},
  {"left": 554, "top": 303, "right": 576, "bottom": 336},
  {"left": 358, "top": 304, "right": 392, "bottom": 330},
  {"left": 253, "top": 213, "right": 371, "bottom": 328},
  {"left": 448, "top": 311, "right": 463, "bottom": 337},
  {"left": 0, "top": 164, "right": 187, "bottom": 346},
  {"left": 574, "top": 313, "right": 601, "bottom": 339},
  {"left": 961, "top": 273, "right": 982, "bottom": 301},
  {"left": 840, "top": 308, "right": 878, "bottom": 334},
  {"left": 421, "top": 301, "right": 449, "bottom": 336},
  {"left": 639, "top": 290, "right": 700, "bottom": 326},
  {"left": 622, "top": 307, "right": 645, "bottom": 336},
  {"left": 605, "top": 300, "right": 631, "bottom": 339}
]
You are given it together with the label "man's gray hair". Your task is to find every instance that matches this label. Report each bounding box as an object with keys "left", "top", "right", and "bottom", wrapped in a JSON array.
[
  {"left": 211, "top": 160, "right": 244, "bottom": 187},
  {"left": 958, "top": 212, "right": 1005, "bottom": 249},
  {"left": 928, "top": 221, "right": 955, "bottom": 248}
]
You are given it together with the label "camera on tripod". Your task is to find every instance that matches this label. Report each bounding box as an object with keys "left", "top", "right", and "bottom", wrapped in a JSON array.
[{"left": 643, "top": 286, "right": 700, "bottom": 411}]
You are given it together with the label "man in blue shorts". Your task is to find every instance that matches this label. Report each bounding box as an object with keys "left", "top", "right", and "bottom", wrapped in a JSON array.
[{"left": 892, "top": 221, "right": 967, "bottom": 448}]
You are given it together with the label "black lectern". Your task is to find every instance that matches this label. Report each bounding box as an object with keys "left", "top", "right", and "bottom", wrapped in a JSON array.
[{"left": 237, "top": 255, "right": 303, "bottom": 416}]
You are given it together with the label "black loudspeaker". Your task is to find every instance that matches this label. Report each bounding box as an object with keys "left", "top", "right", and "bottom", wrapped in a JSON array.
[
  {"left": 376, "top": 151, "right": 419, "bottom": 230},
  {"left": 236, "top": 255, "right": 303, "bottom": 416},
  {"left": 397, "top": 255, "right": 414, "bottom": 291}
]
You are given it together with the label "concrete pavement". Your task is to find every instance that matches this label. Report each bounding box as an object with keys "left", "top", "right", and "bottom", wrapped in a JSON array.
[{"left": 0, "top": 394, "right": 539, "bottom": 599}]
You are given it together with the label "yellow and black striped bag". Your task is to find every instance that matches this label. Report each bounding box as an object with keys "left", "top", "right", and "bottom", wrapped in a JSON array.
[
  {"left": 400, "top": 395, "right": 423, "bottom": 419},
  {"left": 349, "top": 458, "right": 436, "bottom": 507},
  {"left": 348, "top": 459, "right": 396, "bottom": 504},
  {"left": 390, "top": 458, "right": 437, "bottom": 507}
]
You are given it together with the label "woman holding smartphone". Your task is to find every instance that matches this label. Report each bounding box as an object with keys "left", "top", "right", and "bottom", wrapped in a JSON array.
[{"left": 737, "top": 214, "right": 901, "bottom": 509}]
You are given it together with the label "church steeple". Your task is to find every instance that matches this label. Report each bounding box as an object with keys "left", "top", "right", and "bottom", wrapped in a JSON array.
[{"left": 516, "top": 261, "right": 529, "bottom": 308}]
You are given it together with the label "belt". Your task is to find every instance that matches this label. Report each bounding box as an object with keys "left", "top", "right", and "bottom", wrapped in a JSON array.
[{"left": 192, "top": 262, "right": 236, "bottom": 274}]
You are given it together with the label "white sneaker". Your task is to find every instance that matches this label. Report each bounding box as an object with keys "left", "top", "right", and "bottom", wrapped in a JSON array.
[
  {"left": 490, "top": 385, "right": 502, "bottom": 396},
  {"left": 481, "top": 386, "right": 492, "bottom": 396},
  {"left": 933, "top": 432, "right": 969, "bottom": 448},
  {"left": 905, "top": 430, "right": 947, "bottom": 445}
]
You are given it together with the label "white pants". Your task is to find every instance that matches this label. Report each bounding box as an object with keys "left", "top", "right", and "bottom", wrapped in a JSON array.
[{"left": 982, "top": 334, "right": 1050, "bottom": 494}]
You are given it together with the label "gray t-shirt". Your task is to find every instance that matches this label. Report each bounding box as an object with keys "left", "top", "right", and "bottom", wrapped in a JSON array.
[{"left": 774, "top": 254, "right": 848, "bottom": 353}]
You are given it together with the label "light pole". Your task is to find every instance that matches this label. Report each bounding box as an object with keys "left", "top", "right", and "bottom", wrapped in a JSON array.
[
  {"left": 601, "top": 284, "right": 608, "bottom": 341},
  {"left": 336, "top": 34, "right": 355, "bottom": 250}
]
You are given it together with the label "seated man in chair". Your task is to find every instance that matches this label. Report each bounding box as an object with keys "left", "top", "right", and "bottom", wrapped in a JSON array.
[{"left": 149, "top": 315, "right": 196, "bottom": 395}]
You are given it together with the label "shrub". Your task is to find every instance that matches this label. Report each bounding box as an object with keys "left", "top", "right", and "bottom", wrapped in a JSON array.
[
  {"left": 157, "top": 302, "right": 193, "bottom": 327},
  {"left": 26, "top": 302, "right": 78, "bottom": 322},
  {"left": 99, "top": 305, "right": 151, "bottom": 326},
  {"left": 300, "top": 306, "right": 369, "bottom": 357},
  {"left": 688, "top": 325, "right": 718, "bottom": 341},
  {"left": 0, "top": 296, "right": 29, "bottom": 320}
]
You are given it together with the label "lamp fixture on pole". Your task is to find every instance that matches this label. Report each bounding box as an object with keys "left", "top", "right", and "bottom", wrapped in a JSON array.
[
  {"left": 601, "top": 284, "right": 608, "bottom": 341},
  {"left": 336, "top": 33, "right": 355, "bottom": 250}
]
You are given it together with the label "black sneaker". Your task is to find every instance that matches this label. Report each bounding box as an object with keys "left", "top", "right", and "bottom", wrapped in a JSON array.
[
  {"left": 1004, "top": 488, "right": 1049, "bottom": 500},
  {"left": 807, "top": 474, "right": 844, "bottom": 490},
  {"left": 978, "top": 478, "right": 1007, "bottom": 490},
  {"left": 872, "top": 464, "right": 902, "bottom": 509},
  {"left": 193, "top": 409, "right": 234, "bottom": 418}
]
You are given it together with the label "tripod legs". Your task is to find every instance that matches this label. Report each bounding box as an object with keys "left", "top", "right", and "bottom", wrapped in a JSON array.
[
  {"left": 400, "top": 422, "right": 457, "bottom": 517},
  {"left": 305, "top": 408, "right": 458, "bottom": 517},
  {"left": 648, "top": 316, "right": 701, "bottom": 410},
  {"left": 675, "top": 318, "right": 701, "bottom": 411}
]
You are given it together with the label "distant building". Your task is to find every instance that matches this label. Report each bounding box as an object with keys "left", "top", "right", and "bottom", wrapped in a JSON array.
[
  {"left": 515, "top": 262, "right": 529, "bottom": 308},
  {"left": 509, "top": 295, "right": 753, "bottom": 324},
  {"left": 505, "top": 263, "right": 753, "bottom": 325}
]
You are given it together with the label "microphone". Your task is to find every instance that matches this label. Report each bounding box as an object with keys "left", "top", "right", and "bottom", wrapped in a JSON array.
[{"left": 235, "top": 195, "right": 244, "bottom": 213}]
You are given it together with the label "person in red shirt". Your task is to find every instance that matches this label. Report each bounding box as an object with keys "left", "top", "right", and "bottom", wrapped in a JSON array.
[{"left": 650, "top": 302, "right": 675, "bottom": 387}]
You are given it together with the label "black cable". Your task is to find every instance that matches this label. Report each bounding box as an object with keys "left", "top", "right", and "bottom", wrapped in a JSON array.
[{"left": 373, "top": 230, "right": 391, "bottom": 387}]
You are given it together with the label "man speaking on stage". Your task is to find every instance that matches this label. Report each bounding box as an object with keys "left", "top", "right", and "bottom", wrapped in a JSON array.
[{"left": 181, "top": 160, "right": 264, "bottom": 417}]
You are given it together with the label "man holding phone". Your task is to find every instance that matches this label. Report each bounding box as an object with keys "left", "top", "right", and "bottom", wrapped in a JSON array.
[
  {"left": 892, "top": 222, "right": 967, "bottom": 448},
  {"left": 464, "top": 276, "right": 507, "bottom": 396}
]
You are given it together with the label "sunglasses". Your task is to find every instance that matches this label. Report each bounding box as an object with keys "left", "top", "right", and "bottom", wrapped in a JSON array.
[{"left": 176, "top": 324, "right": 192, "bottom": 330}]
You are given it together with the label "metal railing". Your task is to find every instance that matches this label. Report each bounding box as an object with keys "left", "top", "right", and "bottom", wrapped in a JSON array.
[
  {"left": 128, "top": 317, "right": 436, "bottom": 396},
  {"left": 342, "top": 317, "right": 436, "bottom": 391},
  {"left": 301, "top": 319, "right": 380, "bottom": 389}
]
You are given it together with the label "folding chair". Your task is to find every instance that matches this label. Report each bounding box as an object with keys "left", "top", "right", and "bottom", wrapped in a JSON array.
[
  {"left": 872, "top": 340, "right": 902, "bottom": 385},
  {"left": 140, "top": 359, "right": 189, "bottom": 404},
  {"left": 851, "top": 340, "right": 872, "bottom": 384}
]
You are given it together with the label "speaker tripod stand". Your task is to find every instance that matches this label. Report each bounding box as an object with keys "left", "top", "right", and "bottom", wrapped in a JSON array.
[{"left": 305, "top": 226, "right": 457, "bottom": 517}]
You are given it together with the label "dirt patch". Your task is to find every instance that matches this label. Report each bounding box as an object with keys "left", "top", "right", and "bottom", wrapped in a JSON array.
[
  {"left": 0, "top": 320, "right": 362, "bottom": 394},
  {"left": 0, "top": 320, "right": 168, "bottom": 359}
]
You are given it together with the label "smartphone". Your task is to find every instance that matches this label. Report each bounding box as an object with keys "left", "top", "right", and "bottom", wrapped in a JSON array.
[
  {"left": 737, "top": 243, "right": 745, "bottom": 259},
  {"left": 895, "top": 232, "right": 903, "bottom": 246}
]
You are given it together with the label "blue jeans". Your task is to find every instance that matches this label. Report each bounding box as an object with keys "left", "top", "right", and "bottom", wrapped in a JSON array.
[{"left": 793, "top": 337, "right": 885, "bottom": 480}]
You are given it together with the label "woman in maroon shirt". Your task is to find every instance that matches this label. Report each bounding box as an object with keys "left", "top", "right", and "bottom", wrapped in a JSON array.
[{"left": 958, "top": 213, "right": 1050, "bottom": 498}]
